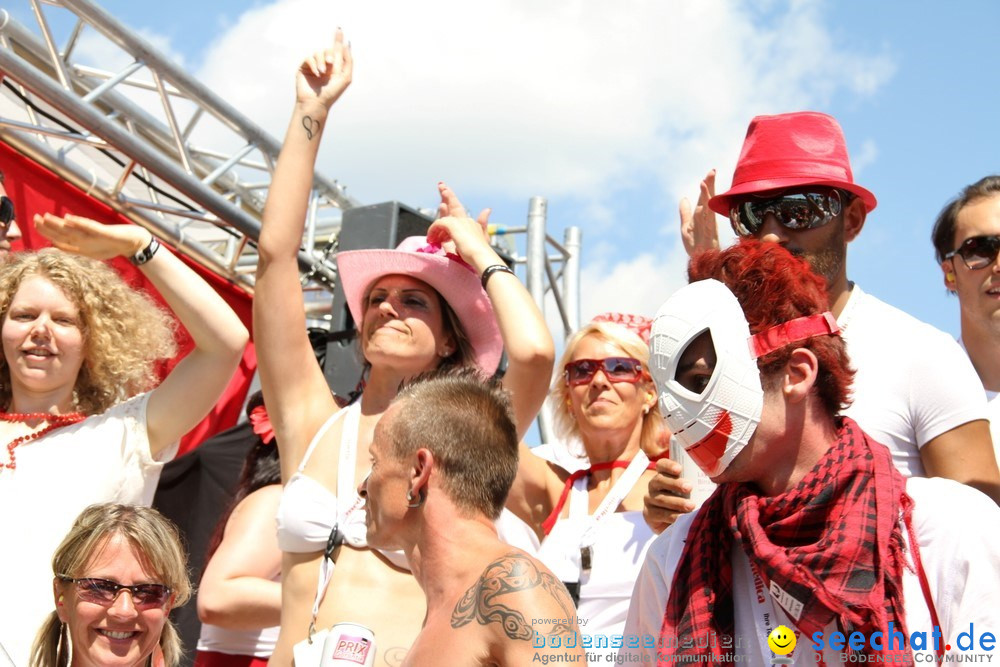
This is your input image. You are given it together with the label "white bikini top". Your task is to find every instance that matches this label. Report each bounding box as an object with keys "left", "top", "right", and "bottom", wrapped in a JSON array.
[{"left": 275, "top": 402, "right": 409, "bottom": 570}]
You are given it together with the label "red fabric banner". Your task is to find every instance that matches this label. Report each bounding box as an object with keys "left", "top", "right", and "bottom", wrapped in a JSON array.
[{"left": 0, "top": 139, "right": 257, "bottom": 454}]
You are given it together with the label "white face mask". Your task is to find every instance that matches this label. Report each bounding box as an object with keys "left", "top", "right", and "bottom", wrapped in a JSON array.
[{"left": 649, "top": 280, "right": 763, "bottom": 477}]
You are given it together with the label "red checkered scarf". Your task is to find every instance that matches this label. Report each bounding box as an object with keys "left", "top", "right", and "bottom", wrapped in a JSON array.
[{"left": 658, "top": 417, "right": 912, "bottom": 665}]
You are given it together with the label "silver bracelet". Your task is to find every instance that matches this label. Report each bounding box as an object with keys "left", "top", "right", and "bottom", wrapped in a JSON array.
[
  {"left": 481, "top": 263, "right": 515, "bottom": 289},
  {"left": 129, "top": 237, "right": 160, "bottom": 266}
]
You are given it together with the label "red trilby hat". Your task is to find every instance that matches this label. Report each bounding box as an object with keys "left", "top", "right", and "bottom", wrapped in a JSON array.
[{"left": 708, "top": 111, "right": 877, "bottom": 216}]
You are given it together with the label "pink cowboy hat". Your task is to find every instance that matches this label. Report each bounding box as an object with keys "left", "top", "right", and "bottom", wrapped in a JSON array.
[
  {"left": 335, "top": 236, "right": 503, "bottom": 374},
  {"left": 708, "top": 111, "right": 877, "bottom": 216}
]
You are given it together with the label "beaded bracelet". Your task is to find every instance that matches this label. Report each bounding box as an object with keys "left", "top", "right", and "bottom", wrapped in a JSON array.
[{"left": 481, "top": 264, "right": 515, "bottom": 289}]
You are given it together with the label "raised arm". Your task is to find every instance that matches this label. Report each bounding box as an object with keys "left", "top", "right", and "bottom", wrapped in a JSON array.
[
  {"left": 254, "top": 30, "right": 353, "bottom": 480},
  {"left": 34, "top": 213, "right": 248, "bottom": 456},
  {"left": 198, "top": 485, "right": 283, "bottom": 630},
  {"left": 426, "top": 184, "right": 555, "bottom": 440}
]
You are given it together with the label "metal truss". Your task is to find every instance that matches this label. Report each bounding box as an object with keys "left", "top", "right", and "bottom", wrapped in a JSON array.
[
  {"left": 495, "top": 197, "right": 582, "bottom": 442},
  {"left": 0, "top": 0, "right": 357, "bottom": 294},
  {"left": 0, "top": 0, "right": 582, "bottom": 441}
]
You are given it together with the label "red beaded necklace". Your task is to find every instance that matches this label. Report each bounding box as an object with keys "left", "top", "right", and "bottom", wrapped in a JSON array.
[{"left": 0, "top": 411, "right": 87, "bottom": 471}]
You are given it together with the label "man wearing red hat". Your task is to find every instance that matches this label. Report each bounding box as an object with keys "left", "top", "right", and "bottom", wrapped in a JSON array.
[
  {"left": 656, "top": 111, "right": 999, "bottom": 509},
  {"left": 931, "top": 176, "right": 1000, "bottom": 472}
]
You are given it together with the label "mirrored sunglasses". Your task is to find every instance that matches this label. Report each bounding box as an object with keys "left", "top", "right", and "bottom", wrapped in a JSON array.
[
  {"left": 58, "top": 575, "right": 172, "bottom": 609},
  {"left": 729, "top": 189, "right": 845, "bottom": 237},
  {"left": 564, "top": 357, "right": 644, "bottom": 386},
  {"left": 945, "top": 234, "right": 1000, "bottom": 270},
  {"left": 0, "top": 196, "right": 13, "bottom": 226}
]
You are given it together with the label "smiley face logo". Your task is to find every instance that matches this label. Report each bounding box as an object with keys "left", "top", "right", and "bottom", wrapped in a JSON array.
[{"left": 767, "top": 625, "right": 796, "bottom": 655}]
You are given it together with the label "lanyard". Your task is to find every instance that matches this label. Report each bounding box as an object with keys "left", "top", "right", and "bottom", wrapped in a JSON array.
[{"left": 577, "top": 451, "right": 651, "bottom": 572}]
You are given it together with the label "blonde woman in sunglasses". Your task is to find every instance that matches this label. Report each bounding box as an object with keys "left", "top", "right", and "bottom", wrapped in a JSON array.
[
  {"left": 504, "top": 314, "right": 684, "bottom": 665},
  {"left": 30, "top": 503, "right": 191, "bottom": 667}
]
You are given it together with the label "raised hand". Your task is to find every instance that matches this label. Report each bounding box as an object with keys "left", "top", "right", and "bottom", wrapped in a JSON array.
[
  {"left": 296, "top": 28, "right": 353, "bottom": 114},
  {"left": 679, "top": 169, "right": 721, "bottom": 256},
  {"left": 427, "top": 182, "right": 493, "bottom": 267},
  {"left": 34, "top": 213, "right": 151, "bottom": 261}
]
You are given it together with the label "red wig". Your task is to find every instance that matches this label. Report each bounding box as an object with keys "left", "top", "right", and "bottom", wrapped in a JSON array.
[{"left": 688, "top": 240, "right": 854, "bottom": 416}]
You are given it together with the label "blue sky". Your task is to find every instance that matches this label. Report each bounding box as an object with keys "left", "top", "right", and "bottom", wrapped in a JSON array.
[{"left": 7, "top": 0, "right": 1000, "bottom": 340}]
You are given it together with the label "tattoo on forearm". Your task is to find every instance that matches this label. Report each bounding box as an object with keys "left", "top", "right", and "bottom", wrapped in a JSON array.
[
  {"left": 302, "top": 115, "right": 321, "bottom": 140},
  {"left": 450, "top": 552, "right": 577, "bottom": 641}
]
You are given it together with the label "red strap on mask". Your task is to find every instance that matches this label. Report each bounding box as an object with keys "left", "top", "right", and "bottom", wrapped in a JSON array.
[{"left": 748, "top": 311, "right": 839, "bottom": 359}]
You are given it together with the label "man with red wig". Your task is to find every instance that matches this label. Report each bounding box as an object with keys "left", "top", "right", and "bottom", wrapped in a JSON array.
[
  {"left": 658, "top": 112, "right": 999, "bottom": 511},
  {"left": 623, "top": 240, "right": 1000, "bottom": 665}
]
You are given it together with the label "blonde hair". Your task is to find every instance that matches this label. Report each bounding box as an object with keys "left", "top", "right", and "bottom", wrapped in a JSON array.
[
  {"left": 550, "top": 322, "right": 662, "bottom": 456},
  {"left": 30, "top": 503, "right": 191, "bottom": 667},
  {"left": 0, "top": 249, "right": 177, "bottom": 415}
]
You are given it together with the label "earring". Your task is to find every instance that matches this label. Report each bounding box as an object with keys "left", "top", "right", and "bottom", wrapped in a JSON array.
[
  {"left": 57, "top": 595, "right": 64, "bottom": 606},
  {"left": 946, "top": 271, "right": 956, "bottom": 282},
  {"left": 643, "top": 406, "right": 650, "bottom": 415},
  {"left": 406, "top": 489, "right": 424, "bottom": 508}
]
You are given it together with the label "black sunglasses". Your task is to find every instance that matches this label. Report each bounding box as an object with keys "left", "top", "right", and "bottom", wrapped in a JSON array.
[
  {"left": 729, "top": 189, "right": 846, "bottom": 237},
  {"left": 58, "top": 575, "right": 172, "bottom": 609},
  {"left": 0, "top": 196, "right": 13, "bottom": 226},
  {"left": 945, "top": 235, "right": 1000, "bottom": 270}
]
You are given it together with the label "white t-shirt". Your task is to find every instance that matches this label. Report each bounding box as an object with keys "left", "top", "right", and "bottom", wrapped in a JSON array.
[
  {"left": 0, "top": 393, "right": 177, "bottom": 666},
  {"left": 621, "top": 477, "right": 1000, "bottom": 665},
  {"left": 957, "top": 337, "right": 1000, "bottom": 464},
  {"left": 839, "top": 285, "right": 988, "bottom": 477},
  {"left": 537, "top": 475, "right": 656, "bottom": 666},
  {"left": 988, "top": 390, "right": 1000, "bottom": 462}
]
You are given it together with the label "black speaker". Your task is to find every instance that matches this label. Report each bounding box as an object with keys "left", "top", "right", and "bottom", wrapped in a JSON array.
[{"left": 323, "top": 202, "right": 433, "bottom": 397}]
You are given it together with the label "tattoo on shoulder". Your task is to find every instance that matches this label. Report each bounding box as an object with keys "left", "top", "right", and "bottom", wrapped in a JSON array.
[
  {"left": 302, "top": 115, "right": 321, "bottom": 140},
  {"left": 450, "top": 552, "right": 577, "bottom": 642}
]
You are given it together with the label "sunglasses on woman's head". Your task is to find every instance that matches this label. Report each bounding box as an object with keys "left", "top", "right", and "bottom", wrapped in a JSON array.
[
  {"left": 58, "top": 575, "right": 172, "bottom": 609},
  {"left": 564, "top": 357, "right": 644, "bottom": 386},
  {"left": 945, "top": 235, "right": 1000, "bottom": 270},
  {"left": 729, "top": 189, "right": 846, "bottom": 237}
]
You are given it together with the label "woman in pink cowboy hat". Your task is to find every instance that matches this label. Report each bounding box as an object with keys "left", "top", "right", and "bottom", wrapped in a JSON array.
[
  {"left": 254, "top": 31, "right": 554, "bottom": 665},
  {"left": 504, "top": 313, "right": 683, "bottom": 665}
]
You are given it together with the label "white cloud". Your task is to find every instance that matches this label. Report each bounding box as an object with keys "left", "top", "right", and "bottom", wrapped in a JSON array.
[
  {"left": 851, "top": 138, "right": 879, "bottom": 175},
  {"left": 189, "top": 0, "right": 895, "bottom": 322},
  {"left": 580, "top": 244, "right": 691, "bottom": 322}
]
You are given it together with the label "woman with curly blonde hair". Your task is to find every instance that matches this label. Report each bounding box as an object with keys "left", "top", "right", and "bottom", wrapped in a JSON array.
[
  {"left": 0, "top": 249, "right": 177, "bottom": 415},
  {"left": 30, "top": 502, "right": 192, "bottom": 667},
  {"left": 0, "top": 214, "right": 249, "bottom": 665}
]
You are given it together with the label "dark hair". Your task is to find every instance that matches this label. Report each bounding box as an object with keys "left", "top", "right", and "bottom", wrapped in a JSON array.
[
  {"left": 389, "top": 367, "right": 518, "bottom": 520},
  {"left": 688, "top": 240, "right": 854, "bottom": 416},
  {"left": 204, "top": 391, "right": 281, "bottom": 561},
  {"left": 932, "top": 175, "right": 1000, "bottom": 263},
  {"left": 356, "top": 278, "right": 476, "bottom": 376}
]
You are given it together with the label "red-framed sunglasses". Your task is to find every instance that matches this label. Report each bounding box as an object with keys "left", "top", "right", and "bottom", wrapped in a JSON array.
[{"left": 564, "top": 357, "right": 645, "bottom": 386}]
